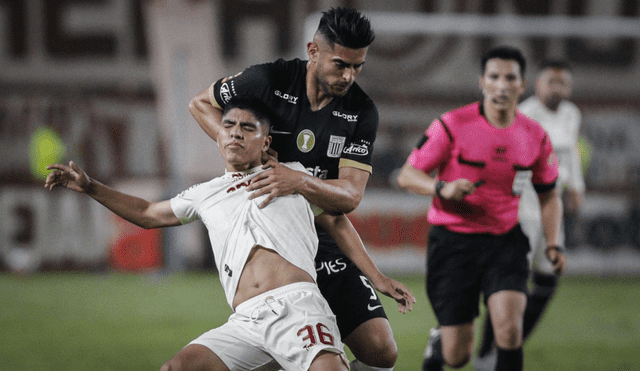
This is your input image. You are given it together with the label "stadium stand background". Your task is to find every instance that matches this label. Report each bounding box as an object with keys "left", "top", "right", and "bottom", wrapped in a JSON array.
[{"left": 1, "top": 0, "right": 639, "bottom": 275}]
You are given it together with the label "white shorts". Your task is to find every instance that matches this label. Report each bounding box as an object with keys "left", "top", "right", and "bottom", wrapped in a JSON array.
[{"left": 189, "top": 282, "right": 347, "bottom": 371}]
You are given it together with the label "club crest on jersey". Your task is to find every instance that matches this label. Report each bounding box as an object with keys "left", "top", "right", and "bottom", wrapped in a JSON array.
[
  {"left": 327, "top": 135, "right": 346, "bottom": 158},
  {"left": 219, "top": 82, "right": 232, "bottom": 104},
  {"left": 297, "top": 129, "right": 315, "bottom": 153}
]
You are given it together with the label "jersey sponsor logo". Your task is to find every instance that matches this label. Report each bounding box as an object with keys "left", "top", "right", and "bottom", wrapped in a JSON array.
[
  {"left": 492, "top": 145, "right": 508, "bottom": 162},
  {"left": 327, "top": 135, "right": 346, "bottom": 158},
  {"left": 297, "top": 129, "right": 315, "bottom": 153},
  {"left": 274, "top": 90, "right": 299, "bottom": 104},
  {"left": 343, "top": 142, "right": 369, "bottom": 156},
  {"left": 332, "top": 110, "right": 358, "bottom": 122},
  {"left": 226, "top": 179, "right": 253, "bottom": 193},
  {"left": 219, "top": 82, "right": 232, "bottom": 104},
  {"left": 316, "top": 258, "right": 347, "bottom": 275},
  {"left": 305, "top": 165, "right": 328, "bottom": 180}
]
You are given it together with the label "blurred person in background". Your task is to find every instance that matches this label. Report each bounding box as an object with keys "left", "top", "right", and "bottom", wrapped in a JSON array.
[
  {"left": 190, "top": 7, "right": 414, "bottom": 371},
  {"left": 44, "top": 96, "right": 413, "bottom": 371},
  {"left": 475, "top": 59, "right": 584, "bottom": 370},
  {"left": 396, "top": 46, "right": 567, "bottom": 371}
]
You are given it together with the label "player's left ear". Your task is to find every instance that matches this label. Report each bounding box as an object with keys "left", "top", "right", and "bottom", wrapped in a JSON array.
[{"left": 307, "top": 41, "right": 319, "bottom": 62}]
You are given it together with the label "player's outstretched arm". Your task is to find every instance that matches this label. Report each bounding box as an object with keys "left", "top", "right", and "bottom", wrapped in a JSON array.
[
  {"left": 248, "top": 165, "right": 369, "bottom": 213},
  {"left": 45, "top": 161, "right": 181, "bottom": 229},
  {"left": 315, "top": 212, "right": 416, "bottom": 314},
  {"left": 189, "top": 86, "right": 224, "bottom": 142},
  {"left": 538, "top": 187, "right": 567, "bottom": 275}
]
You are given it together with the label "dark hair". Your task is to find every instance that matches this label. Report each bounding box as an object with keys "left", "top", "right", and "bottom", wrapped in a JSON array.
[
  {"left": 539, "top": 59, "right": 571, "bottom": 73},
  {"left": 481, "top": 46, "right": 527, "bottom": 77},
  {"left": 223, "top": 96, "right": 277, "bottom": 133},
  {"left": 316, "top": 7, "right": 375, "bottom": 49}
]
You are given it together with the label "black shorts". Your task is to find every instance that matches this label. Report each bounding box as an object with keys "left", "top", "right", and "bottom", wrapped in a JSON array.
[
  {"left": 316, "top": 256, "right": 388, "bottom": 338},
  {"left": 426, "top": 224, "right": 530, "bottom": 326}
]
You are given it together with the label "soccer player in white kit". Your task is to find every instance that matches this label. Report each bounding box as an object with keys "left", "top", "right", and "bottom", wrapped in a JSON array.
[
  {"left": 45, "top": 96, "right": 414, "bottom": 371},
  {"left": 476, "top": 60, "right": 584, "bottom": 370}
]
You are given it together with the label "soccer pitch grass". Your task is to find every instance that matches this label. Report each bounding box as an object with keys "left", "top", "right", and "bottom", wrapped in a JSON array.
[{"left": 1, "top": 272, "right": 638, "bottom": 371}]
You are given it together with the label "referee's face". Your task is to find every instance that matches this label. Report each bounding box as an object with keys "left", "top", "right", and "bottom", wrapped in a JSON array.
[
  {"left": 219, "top": 108, "right": 272, "bottom": 172},
  {"left": 313, "top": 38, "right": 367, "bottom": 98},
  {"left": 480, "top": 58, "right": 526, "bottom": 112}
]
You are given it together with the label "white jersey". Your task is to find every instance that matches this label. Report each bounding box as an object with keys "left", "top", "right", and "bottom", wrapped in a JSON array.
[
  {"left": 519, "top": 97, "right": 584, "bottom": 192},
  {"left": 518, "top": 97, "right": 584, "bottom": 253},
  {"left": 170, "top": 162, "right": 320, "bottom": 308}
]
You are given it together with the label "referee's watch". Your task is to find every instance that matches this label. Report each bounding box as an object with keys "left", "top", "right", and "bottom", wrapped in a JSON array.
[
  {"left": 545, "top": 245, "right": 565, "bottom": 253},
  {"left": 435, "top": 180, "right": 446, "bottom": 198}
]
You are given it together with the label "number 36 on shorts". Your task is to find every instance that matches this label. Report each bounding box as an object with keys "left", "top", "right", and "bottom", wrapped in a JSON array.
[{"left": 298, "top": 323, "right": 335, "bottom": 349}]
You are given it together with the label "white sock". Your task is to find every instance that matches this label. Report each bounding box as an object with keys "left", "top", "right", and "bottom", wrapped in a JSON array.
[{"left": 349, "top": 359, "right": 393, "bottom": 371}]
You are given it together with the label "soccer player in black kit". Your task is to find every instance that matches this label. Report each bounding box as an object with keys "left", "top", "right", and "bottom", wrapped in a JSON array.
[{"left": 189, "top": 7, "right": 415, "bottom": 371}]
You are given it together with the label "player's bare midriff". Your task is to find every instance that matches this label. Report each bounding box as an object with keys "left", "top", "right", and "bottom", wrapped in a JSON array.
[{"left": 232, "top": 244, "right": 315, "bottom": 309}]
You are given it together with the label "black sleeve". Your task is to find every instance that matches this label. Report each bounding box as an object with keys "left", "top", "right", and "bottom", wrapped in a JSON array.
[
  {"left": 340, "top": 100, "right": 378, "bottom": 171},
  {"left": 211, "top": 61, "right": 278, "bottom": 108},
  {"left": 533, "top": 180, "right": 557, "bottom": 194}
]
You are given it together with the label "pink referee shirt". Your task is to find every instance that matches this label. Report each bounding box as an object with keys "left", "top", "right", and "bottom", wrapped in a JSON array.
[{"left": 408, "top": 102, "right": 559, "bottom": 235}]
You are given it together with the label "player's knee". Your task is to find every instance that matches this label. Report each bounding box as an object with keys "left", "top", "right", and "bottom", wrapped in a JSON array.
[
  {"left": 444, "top": 351, "right": 471, "bottom": 368},
  {"left": 374, "top": 340, "right": 398, "bottom": 367},
  {"left": 442, "top": 344, "right": 472, "bottom": 368},
  {"left": 363, "top": 337, "right": 398, "bottom": 367},
  {"left": 350, "top": 335, "right": 398, "bottom": 367}
]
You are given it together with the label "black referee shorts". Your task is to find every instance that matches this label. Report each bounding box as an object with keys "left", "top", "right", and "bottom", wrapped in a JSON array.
[
  {"left": 316, "top": 257, "right": 388, "bottom": 338},
  {"left": 426, "top": 224, "right": 530, "bottom": 326}
]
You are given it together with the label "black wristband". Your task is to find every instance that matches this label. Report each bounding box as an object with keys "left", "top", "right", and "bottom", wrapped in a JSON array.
[
  {"left": 435, "top": 180, "right": 446, "bottom": 198},
  {"left": 545, "top": 245, "right": 565, "bottom": 253}
]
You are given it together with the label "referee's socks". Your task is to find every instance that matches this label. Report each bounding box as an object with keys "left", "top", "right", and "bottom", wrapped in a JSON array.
[{"left": 496, "top": 347, "right": 523, "bottom": 371}]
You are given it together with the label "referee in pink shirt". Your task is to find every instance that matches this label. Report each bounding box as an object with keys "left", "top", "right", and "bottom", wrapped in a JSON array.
[{"left": 397, "top": 46, "right": 567, "bottom": 371}]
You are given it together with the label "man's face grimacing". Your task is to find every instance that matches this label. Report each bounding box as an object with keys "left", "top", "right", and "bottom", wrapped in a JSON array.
[
  {"left": 480, "top": 58, "right": 526, "bottom": 112},
  {"left": 315, "top": 37, "right": 368, "bottom": 98},
  {"left": 218, "top": 108, "right": 272, "bottom": 172}
]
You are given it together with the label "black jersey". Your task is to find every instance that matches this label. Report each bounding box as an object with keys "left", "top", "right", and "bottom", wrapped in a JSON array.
[{"left": 211, "top": 58, "right": 379, "bottom": 261}]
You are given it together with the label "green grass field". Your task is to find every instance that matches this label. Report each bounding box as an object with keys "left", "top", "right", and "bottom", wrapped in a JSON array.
[{"left": 1, "top": 272, "right": 639, "bottom": 371}]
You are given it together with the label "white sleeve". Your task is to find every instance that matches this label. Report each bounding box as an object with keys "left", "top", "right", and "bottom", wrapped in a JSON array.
[
  {"left": 170, "top": 186, "right": 200, "bottom": 224},
  {"left": 568, "top": 108, "right": 585, "bottom": 193},
  {"left": 568, "top": 143, "right": 586, "bottom": 192}
]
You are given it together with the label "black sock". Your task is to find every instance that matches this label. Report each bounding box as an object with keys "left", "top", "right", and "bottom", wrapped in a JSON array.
[
  {"left": 478, "top": 311, "right": 494, "bottom": 357},
  {"left": 496, "top": 347, "right": 523, "bottom": 371},
  {"left": 523, "top": 272, "right": 557, "bottom": 340}
]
